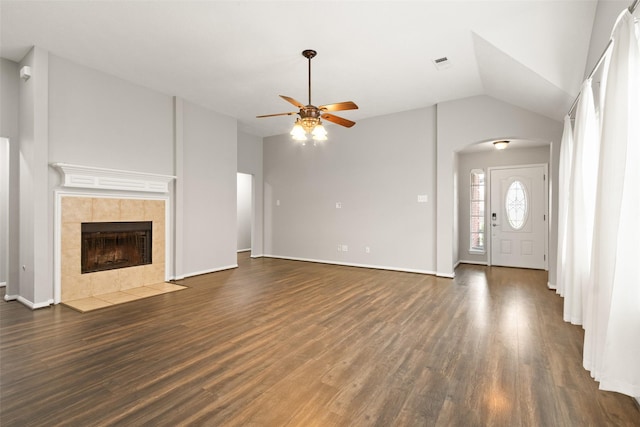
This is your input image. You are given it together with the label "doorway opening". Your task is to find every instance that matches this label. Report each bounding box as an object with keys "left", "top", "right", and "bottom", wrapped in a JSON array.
[
  {"left": 237, "top": 173, "right": 253, "bottom": 253},
  {"left": 0, "top": 138, "right": 9, "bottom": 289},
  {"left": 455, "top": 140, "right": 551, "bottom": 270}
]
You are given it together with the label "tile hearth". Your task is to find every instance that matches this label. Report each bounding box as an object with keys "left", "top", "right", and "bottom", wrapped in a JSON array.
[{"left": 63, "top": 282, "right": 186, "bottom": 312}]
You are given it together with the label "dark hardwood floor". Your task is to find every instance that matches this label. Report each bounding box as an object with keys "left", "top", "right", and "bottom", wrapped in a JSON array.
[{"left": 1, "top": 253, "right": 639, "bottom": 426}]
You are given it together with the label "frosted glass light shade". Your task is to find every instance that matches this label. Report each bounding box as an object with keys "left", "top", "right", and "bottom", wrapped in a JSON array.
[
  {"left": 290, "top": 121, "right": 307, "bottom": 141},
  {"left": 312, "top": 124, "right": 327, "bottom": 141}
]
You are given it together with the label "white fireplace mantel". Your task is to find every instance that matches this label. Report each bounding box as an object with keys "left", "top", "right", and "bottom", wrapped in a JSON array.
[{"left": 51, "top": 163, "right": 176, "bottom": 193}]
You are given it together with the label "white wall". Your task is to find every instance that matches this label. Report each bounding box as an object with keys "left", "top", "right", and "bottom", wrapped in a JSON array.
[
  {"left": 237, "top": 130, "right": 264, "bottom": 256},
  {"left": 583, "top": 1, "right": 629, "bottom": 78},
  {"left": 45, "top": 53, "right": 175, "bottom": 303},
  {"left": 262, "top": 101, "right": 557, "bottom": 277},
  {"left": 5, "top": 50, "right": 241, "bottom": 307},
  {"left": 0, "top": 58, "right": 20, "bottom": 298},
  {"left": 2, "top": 39, "right": 588, "bottom": 305},
  {"left": 237, "top": 173, "right": 252, "bottom": 251},
  {"left": 457, "top": 145, "right": 550, "bottom": 265},
  {"left": 0, "top": 59, "right": 19, "bottom": 140},
  {"left": 176, "top": 99, "right": 237, "bottom": 278},
  {"left": 18, "top": 47, "right": 50, "bottom": 306},
  {"left": 436, "top": 95, "right": 563, "bottom": 279},
  {"left": 48, "top": 54, "right": 174, "bottom": 175},
  {"left": 47, "top": 55, "right": 238, "bottom": 287},
  {"left": 263, "top": 107, "right": 437, "bottom": 273}
]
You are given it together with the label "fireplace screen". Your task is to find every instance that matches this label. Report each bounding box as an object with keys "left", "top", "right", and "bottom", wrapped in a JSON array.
[{"left": 81, "top": 221, "right": 152, "bottom": 274}]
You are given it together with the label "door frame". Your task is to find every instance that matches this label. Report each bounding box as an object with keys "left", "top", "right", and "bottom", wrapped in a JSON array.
[
  {"left": 487, "top": 163, "right": 549, "bottom": 270},
  {"left": 0, "top": 138, "right": 9, "bottom": 288},
  {"left": 236, "top": 172, "right": 253, "bottom": 254}
]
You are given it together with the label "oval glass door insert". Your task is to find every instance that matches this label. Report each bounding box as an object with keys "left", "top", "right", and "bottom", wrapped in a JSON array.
[{"left": 505, "top": 180, "right": 528, "bottom": 229}]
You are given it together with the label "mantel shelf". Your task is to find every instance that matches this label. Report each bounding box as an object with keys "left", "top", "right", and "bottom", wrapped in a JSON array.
[{"left": 51, "top": 163, "right": 176, "bottom": 194}]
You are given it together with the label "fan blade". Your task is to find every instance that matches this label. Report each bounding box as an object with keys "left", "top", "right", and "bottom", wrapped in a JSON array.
[
  {"left": 280, "top": 95, "right": 305, "bottom": 108},
  {"left": 256, "top": 111, "right": 297, "bottom": 118},
  {"left": 319, "top": 101, "right": 359, "bottom": 112},
  {"left": 322, "top": 113, "right": 356, "bottom": 128}
]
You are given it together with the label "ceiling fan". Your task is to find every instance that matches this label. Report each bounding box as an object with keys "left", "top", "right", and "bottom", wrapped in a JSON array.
[{"left": 256, "top": 49, "right": 359, "bottom": 142}]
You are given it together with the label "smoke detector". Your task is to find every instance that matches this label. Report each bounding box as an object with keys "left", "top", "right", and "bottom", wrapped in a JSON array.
[{"left": 433, "top": 56, "right": 452, "bottom": 70}]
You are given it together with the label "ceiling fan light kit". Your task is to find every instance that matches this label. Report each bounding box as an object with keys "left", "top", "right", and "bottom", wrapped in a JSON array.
[{"left": 257, "top": 49, "right": 358, "bottom": 144}]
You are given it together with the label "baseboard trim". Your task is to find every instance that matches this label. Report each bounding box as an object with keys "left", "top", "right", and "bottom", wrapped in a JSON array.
[
  {"left": 458, "top": 260, "right": 489, "bottom": 266},
  {"left": 547, "top": 281, "right": 556, "bottom": 290},
  {"left": 172, "top": 264, "right": 238, "bottom": 281},
  {"left": 16, "top": 296, "right": 54, "bottom": 310},
  {"left": 250, "top": 254, "right": 264, "bottom": 258},
  {"left": 4, "top": 293, "right": 18, "bottom": 301},
  {"left": 237, "top": 248, "right": 251, "bottom": 253},
  {"left": 262, "top": 254, "right": 436, "bottom": 276},
  {"left": 0, "top": 281, "right": 6, "bottom": 288},
  {"left": 436, "top": 272, "right": 456, "bottom": 278}
]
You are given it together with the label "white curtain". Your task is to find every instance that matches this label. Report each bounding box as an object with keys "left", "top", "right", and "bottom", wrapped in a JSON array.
[
  {"left": 555, "top": 115, "right": 574, "bottom": 297},
  {"left": 563, "top": 79, "right": 600, "bottom": 325},
  {"left": 583, "top": 10, "right": 640, "bottom": 397}
]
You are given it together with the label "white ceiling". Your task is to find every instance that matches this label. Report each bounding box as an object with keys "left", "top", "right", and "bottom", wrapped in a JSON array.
[{"left": 0, "top": 1, "right": 598, "bottom": 137}]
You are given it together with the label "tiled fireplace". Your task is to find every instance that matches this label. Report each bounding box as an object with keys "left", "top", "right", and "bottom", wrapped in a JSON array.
[
  {"left": 60, "top": 196, "right": 166, "bottom": 302},
  {"left": 52, "top": 163, "right": 175, "bottom": 304}
]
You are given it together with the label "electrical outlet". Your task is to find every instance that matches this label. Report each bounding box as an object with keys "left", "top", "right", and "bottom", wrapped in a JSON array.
[
  {"left": 417, "top": 195, "right": 428, "bottom": 203},
  {"left": 336, "top": 202, "right": 342, "bottom": 209},
  {"left": 276, "top": 200, "right": 280, "bottom": 206},
  {"left": 365, "top": 246, "right": 370, "bottom": 254},
  {"left": 337, "top": 244, "right": 342, "bottom": 252},
  {"left": 342, "top": 245, "right": 348, "bottom": 252}
]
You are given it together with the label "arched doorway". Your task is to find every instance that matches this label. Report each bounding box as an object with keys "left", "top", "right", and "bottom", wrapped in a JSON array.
[{"left": 455, "top": 138, "right": 550, "bottom": 270}]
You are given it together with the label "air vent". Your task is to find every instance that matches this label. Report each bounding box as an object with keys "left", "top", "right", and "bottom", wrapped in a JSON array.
[{"left": 433, "top": 56, "right": 452, "bottom": 70}]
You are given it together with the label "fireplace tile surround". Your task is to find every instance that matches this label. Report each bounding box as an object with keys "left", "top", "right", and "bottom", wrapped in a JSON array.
[{"left": 60, "top": 196, "right": 166, "bottom": 302}]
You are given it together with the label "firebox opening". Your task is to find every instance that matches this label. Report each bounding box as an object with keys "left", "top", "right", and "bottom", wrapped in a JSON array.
[{"left": 81, "top": 221, "right": 152, "bottom": 274}]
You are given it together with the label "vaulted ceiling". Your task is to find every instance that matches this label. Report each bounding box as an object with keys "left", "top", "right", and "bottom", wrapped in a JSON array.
[{"left": 1, "top": 1, "right": 598, "bottom": 137}]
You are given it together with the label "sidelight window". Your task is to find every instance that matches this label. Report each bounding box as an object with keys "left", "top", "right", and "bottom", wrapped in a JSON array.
[{"left": 470, "top": 169, "right": 485, "bottom": 252}]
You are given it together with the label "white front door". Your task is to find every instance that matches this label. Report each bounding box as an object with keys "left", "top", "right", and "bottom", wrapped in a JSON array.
[{"left": 490, "top": 165, "right": 547, "bottom": 269}]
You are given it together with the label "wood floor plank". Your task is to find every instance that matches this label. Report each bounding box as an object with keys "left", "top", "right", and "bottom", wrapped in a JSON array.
[{"left": 1, "top": 254, "right": 639, "bottom": 426}]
